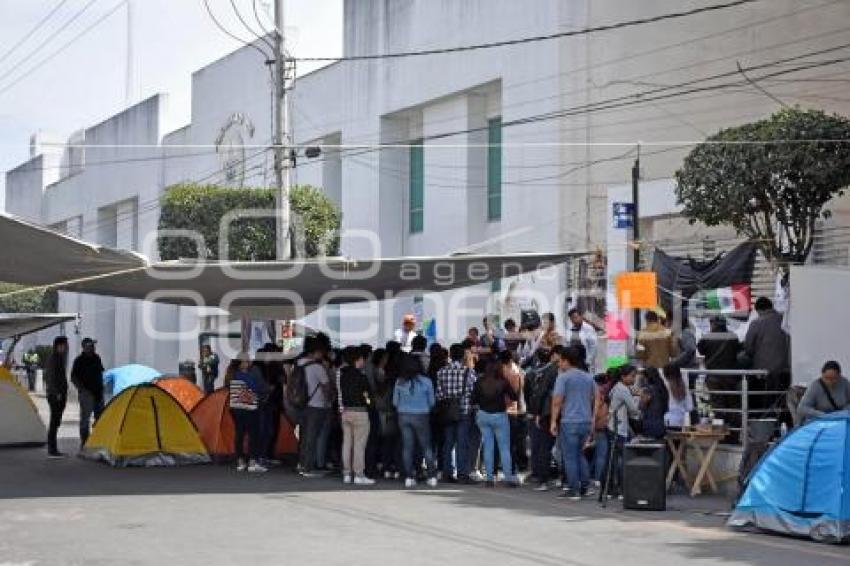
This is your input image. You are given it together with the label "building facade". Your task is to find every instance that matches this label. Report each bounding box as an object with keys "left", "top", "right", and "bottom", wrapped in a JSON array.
[{"left": 6, "top": 0, "right": 850, "bottom": 369}]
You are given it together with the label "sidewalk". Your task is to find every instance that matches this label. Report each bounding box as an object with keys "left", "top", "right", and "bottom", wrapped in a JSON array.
[
  {"left": 31, "top": 390, "right": 81, "bottom": 442},
  {"left": 22, "top": 388, "right": 738, "bottom": 519}
]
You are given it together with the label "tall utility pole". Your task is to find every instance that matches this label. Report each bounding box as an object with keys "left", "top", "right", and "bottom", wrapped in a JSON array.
[
  {"left": 631, "top": 144, "right": 641, "bottom": 273},
  {"left": 273, "top": 0, "right": 292, "bottom": 259},
  {"left": 631, "top": 144, "right": 641, "bottom": 333},
  {"left": 125, "top": 0, "right": 135, "bottom": 105}
]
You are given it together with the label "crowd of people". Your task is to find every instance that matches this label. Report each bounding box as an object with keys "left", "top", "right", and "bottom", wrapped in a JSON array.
[
  {"left": 217, "top": 309, "right": 714, "bottom": 499},
  {"left": 34, "top": 297, "right": 850, "bottom": 497}
]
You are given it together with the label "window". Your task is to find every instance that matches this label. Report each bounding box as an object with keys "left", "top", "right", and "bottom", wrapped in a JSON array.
[
  {"left": 409, "top": 141, "right": 424, "bottom": 233},
  {"left": 487, "top": 117, "right": 502, "bottom": 221}
]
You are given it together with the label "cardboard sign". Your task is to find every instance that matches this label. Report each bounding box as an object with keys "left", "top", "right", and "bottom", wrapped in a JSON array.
[{"left": 615, "top": 272, "right": 658, "bottom": 309}]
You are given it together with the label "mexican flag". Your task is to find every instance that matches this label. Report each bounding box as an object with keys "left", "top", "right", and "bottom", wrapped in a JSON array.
[{"left": 705, "top": 284, "right": 751, "bottom": 313}]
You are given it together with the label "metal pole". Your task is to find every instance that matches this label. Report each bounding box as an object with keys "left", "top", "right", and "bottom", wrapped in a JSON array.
[
  {"left": 741, "top": 374, "right": 749, "bottom": 454},
  {"left": 631, "top": 144, "right": 641, "bottom": 333},
  {"left": 274, "top": 0, "right": 291, "bottom": 259},
  {"left": 125, "top": 0, "right": 134, "bottom": 105}
]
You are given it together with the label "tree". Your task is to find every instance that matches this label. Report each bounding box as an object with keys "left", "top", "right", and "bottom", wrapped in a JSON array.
[
  {"left": 158, "top": 184, "right": 341, "bottom": 261},
  {"left": 675, "top": 107, "right": 850, "bottom": 271},
  {"left": 0, "top": 282, "right": 58, "bottom": 314}
]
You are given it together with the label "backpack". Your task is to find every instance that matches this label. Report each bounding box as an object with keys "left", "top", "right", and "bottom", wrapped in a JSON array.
[
  {"left": 528, "top": 364, "right": 557, "bottom": 417},
  {"left": 287, "top": 360, "right": 320, "bottom": 410}
]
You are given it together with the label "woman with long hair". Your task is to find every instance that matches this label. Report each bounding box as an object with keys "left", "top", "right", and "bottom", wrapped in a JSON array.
[
  {"left": 663, "top": 364, "right": 693, "bottom": 429},
  {"left": 639, "top": 367, "right": 669, "bottom": 440},
  {"left": 500, "top": 349, "right": 527, "bottom": 474},
  {"left": 392, "top": 354, "right": 437, "bottom": 488},
  {"left": 371, "top": 348, "right": 400, "bottom": 479},
  {"left": 471, "top": 362, "right": 519, "bottom": 487}
]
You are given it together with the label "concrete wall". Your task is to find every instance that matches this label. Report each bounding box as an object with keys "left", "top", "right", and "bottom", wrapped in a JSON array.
[
  {"left": 8, "top": 0, "right": 850, "bottom": 353},
  {"left": 4, "top": 95, "right": 178, "bottom": 371},
  {"left": 790, "top": 265, "right": 850, "bottom": 386}
]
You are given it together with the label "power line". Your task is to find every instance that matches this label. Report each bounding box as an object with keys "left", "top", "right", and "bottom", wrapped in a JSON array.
[
  {"left": 736, "top": 60, "right": 790, "bottom": 108},
  {"left": 201, "top": 0, "right": 271, "bottom": 60},
  {"left": 0, "top": 0, "right": 126, "bottom": 99},
  {"left": 0, "top": 0, "right": 101, "bottom": 87},
  {"left": 295, "top": 0, "right": 760, "bottom": 62},
  {"left": 287, "top": 48, "right": 850, "bottom": 171},
  {"left": 290, "top": 0, "right": 846, "bottom": 138},
  {"left": 7, "top": 149, "right": 219, "bottom": 174},
  {"left": 252, "top": 0, "right": 273, "bottom": 37},
  {"left": 0, "top": 0, "right": 71, "bottom": 67},
  {"left": 50, "top": 146, "right": 273, "bottom": 241},
  {"left": 228, "top": 0, "right": 274, "bottom": 53}
]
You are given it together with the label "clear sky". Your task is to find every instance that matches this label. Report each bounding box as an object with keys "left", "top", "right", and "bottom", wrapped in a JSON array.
[{"left": 0, "top": 0, "right": 342, "bottom": 207}]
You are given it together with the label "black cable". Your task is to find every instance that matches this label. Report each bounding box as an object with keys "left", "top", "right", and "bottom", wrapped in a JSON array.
[
  {"left": 229, "top": 0, "right": 274, "bottom": 53},
  {"left": 252, "top": 0, "right": 273, "bottom": 38},
  {"left": 0, "top": 0, "right": 101, "bottom": 86},
  {"left": 9, "top": 149, "right": 219, "bottom": 174},
  {"left": 0, "top": 0, "right": 125, "bottom": 98},
  {"left": 0, "top": 0, "right": 71, "bottom": 67},
  {"left": 311, "top": 42, "right": 850, "bottom": 166},
  {"left": 295, "top": 0, "right": 759, "bottom": 62},
  {"left": 288, "top": 1, "right": 846, "bottom": 138},
  {"left": 201, "top": 0, "right": 271, "bottom": 60},
  {"left": 736, "top": 60, "right": 790, "bottom": 109}
]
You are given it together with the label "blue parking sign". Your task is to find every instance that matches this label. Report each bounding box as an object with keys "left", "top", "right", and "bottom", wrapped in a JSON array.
[{"left": 612, "top": 202, "right": 634, "bottom": 229}]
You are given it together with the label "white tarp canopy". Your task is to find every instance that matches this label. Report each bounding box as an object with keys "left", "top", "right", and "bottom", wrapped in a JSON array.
[
  {"left": 0, "top": 313, "right": 78, "bottom": 339},
  {"left": 0, "top": 212, "right": 146, "bottom": 286},
  {"left": 0, "top": 212, "right": 586, "bottom": 313}
]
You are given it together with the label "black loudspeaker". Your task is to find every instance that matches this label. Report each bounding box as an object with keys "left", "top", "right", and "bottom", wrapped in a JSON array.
[{"left": 623, "top": 443, "right": 666, "bottom": 511}]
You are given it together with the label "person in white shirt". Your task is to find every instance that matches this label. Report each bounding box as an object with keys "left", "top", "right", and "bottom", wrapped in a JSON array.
[
  {"left": 567, "top": 309, "right": 598, "bottom": 373},
  {"left": 393, "top": 314, "right": 418, "bottom": 353}
]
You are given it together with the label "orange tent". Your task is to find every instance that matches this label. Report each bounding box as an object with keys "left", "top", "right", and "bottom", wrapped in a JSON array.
[
  {"left": 154, "top": 377, "right": 203, "bottom": 412},
  {"left": 190, "top": 388, "right": 298, "bottom": 461}
]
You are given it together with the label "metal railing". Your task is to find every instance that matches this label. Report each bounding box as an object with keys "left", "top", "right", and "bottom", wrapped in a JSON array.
[{"left": 680, "top": 368, "right": 788, "bottom": 453}]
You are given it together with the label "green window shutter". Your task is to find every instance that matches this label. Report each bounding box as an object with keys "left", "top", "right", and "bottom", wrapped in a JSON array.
[
  {"left": 487, "top": 117, "right": 502, "bottom": 221},
  {"left": 410, "top": 141, "right": 424, "bottom": 234}
]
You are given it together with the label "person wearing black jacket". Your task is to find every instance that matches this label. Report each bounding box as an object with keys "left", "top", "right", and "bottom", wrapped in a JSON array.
[
  {"left": 44, "top": 336, "right": 69, "bottom": 458},
  {"left": 338, "top": 346, "right": 375, "bottom": 485},
  {"left": 698, "top": 317, "right": 742, "bottom": 439},
  {"left": 256, "top": 344, "right": 285, "bottom": 464},
  {"left": 697, "top": 317, "right": 740, "bottom": 371},
  {"left": 526, "top": 348, "right": 559, "bottom": 490},
  {"left": 71, "top": 337, "right": 105, "bottom": 448},
  {"left": 639, "top": 367, "right": 669, "bottom": 440}
]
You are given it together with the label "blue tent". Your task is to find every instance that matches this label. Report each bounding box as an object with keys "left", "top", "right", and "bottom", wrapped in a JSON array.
[
  {"left": 728, "top": 410, "right": 850, "bottom": 544},
  {"left": 103, "top": 364, "right": 162, "bottom": 397}
]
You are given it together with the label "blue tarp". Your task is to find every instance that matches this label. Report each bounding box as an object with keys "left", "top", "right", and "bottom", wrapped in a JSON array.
[
  {"left": 728, "top": 410, "right": 850, "bottom": 544},
  {"left": 103, "top": 364, "right": 162, "bottom": 397}
]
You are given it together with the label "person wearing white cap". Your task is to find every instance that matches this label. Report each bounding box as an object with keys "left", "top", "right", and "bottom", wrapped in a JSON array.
[{"left": 394, "top": 314, "right": 418, "bottom": 353}]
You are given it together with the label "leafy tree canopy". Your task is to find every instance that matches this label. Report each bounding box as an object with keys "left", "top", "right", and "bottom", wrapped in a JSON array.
[
  {"left": 0, "top": 282, "right": 58, "bottom": 314},
  {"left": 675, "top": 107, "right": 850, "bottom": 269},
  {"left": 158, "top": 184, "right": 341, "bottom": 261}
]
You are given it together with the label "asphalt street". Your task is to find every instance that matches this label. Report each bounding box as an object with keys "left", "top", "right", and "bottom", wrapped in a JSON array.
[{"left": 0, "top": 399, "right": 847, "bottom": 565}]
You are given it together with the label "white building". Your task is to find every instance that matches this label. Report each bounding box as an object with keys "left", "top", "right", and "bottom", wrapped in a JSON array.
[{"left": 6, "top": 0, "right": 850, "bottom": 370}]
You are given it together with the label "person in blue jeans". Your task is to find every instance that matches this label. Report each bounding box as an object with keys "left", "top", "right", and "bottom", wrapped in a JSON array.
[
  {"left": 471, "top": 363, "right": 519, "bottom": 487},
  {"left": 229, "top": 353, "right": 269, "bottom": 473},
  {"left": 550, "top": 345, "right": 598, "bottom": 500},
  {"left": 436, "top": 343, "right": 477, "bottom": 483},
  {"left": 393, "top": 354, "right": 437, "bottom": 488}
]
